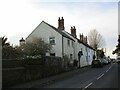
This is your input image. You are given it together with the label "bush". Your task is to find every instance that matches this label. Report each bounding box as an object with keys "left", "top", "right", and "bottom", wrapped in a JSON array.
[
  {"left": 23, "top": 55, "right": 45, "bottom": 65},
  {"left": 20, "top": 38, "right": 52, "bottom": 56},
  {"left": 26, "top": 55, "right": 42, "bottom": 60}
]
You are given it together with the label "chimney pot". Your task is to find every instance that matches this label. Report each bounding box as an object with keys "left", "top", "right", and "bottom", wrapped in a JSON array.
[
  {"left": 73, "top": 26, "right": 76, "bottom": 29},
  {"left": 81, "top": 34, "right": 84, "bottom": 41},
  {"left": 58, "top": 17, "right": 60, "bottom": 21}
]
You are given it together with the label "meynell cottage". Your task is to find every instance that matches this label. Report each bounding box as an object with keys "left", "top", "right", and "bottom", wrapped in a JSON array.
[{"left": 20, "top": 17, "right": 96, "bottom": 67}]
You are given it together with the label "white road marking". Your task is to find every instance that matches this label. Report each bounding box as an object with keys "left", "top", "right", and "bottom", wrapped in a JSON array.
[
  {"left": 97, "top": 74, "right": 104, "bottom": 80},
  {"left": 106, "top": 65, "right": 112, "bottom": 73},
  {"left": 106, "top": 69, "right": 109, "bottom": 72},
  {"left": 108, "top": 66, "right": 112, "bottom": 70},
  {"left": 82, "top": 82, "right": 93, "bottom": 90},
  {"left": 82, "top": 64, "right": 113, "bottom": 90}
]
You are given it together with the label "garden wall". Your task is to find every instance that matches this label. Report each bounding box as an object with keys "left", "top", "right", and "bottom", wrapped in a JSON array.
[{"left": 2, "top": 56, "right": 65, "bottom": 87}]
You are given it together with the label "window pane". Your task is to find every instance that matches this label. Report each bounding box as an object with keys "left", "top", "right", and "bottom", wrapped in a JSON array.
[
  {"left": 49, "top": 37, "right": 55, "bottom": 45},
  {"left": 72, "top": 41, "right": 74, "bottom": 47},
  {"left": 50, "top": 53, "right": 55, "bottom": 56},
  {"left": 68, "top": 39, "right": 70, "bottom": 46},
  {"left": 70, "top": 54, "right": 72, "bottom": 59}
]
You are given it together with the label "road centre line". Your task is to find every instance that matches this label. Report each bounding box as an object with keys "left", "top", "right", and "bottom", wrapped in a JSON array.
[
  {"left": 106, "top": 66, "right": 111, "bottom": 72},
  {"left": 82, "top": 64, "right": 113, "bottom": 90},
  {"left": 82, "top": 82, "right": 93, "bottom": 90},
  {"left": 108, "top": 66, "right": 112, "bottom": 70},
  {"left": 97, "top": 65, "right": 113, "bottom": 80},
  {"left": 97, "top": 74, "right": 104, "bottom": 80},
  {"left": 106, "top": 69, "right": 109, "bottom": 72}
]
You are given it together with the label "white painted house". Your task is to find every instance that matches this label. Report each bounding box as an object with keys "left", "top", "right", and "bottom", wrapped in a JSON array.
[{"left": 20, "top": 17, "right": 96, "bottom": 67}]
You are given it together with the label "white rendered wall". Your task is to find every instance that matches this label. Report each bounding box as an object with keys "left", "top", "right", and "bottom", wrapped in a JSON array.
[
  {"left": 63, "top": 37, "right": 75, "bottom": 61},
  {"left": 26, "top": 21, "right": 63, "bottom": 57}
]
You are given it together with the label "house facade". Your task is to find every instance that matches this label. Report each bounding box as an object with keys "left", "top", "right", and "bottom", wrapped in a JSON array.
[{"left": 20, "top": 17, "right": 96, "bottom": 67}]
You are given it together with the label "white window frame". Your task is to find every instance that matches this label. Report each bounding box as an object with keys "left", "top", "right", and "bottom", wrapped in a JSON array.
[{"left": 49, "top": 37, "right": 55, "bottom": 45}]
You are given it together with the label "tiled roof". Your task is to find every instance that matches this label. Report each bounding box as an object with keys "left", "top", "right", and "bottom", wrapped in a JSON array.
[{"left": 61, "top": 29, "right": 95, "bottom": 50}]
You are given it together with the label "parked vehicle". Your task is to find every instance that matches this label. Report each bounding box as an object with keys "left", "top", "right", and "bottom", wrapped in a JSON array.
[
  {"left": 106, "top": 58, "right": 111, "bottom": 64},
  {"left": 112, "top": 60, "right": 116, "bottom": 63},
  {"left": 111, "top": 58, "right": 116, "bottom": 63},
  {"left": 116, "top": 55, "right": 120, "bottom": 64},
  {"left": 101, "top": 59, "right": 109, "bottom": 65},
  {"left": 92, "top": 59, "right": 103, "bottom": 68}
]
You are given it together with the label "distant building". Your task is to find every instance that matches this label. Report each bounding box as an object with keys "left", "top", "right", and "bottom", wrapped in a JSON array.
[{"left": 20, "top": 17, "right": 96, "bottom": 67}]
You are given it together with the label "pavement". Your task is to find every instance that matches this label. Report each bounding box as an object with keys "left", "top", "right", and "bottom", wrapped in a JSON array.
[{"left": 9, "top": 66, "right": 91, "bottom": 88}]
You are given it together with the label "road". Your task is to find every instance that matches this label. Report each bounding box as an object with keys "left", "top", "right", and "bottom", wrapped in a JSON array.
[{"left": 36, "top": 63, "right": 119, "bottom": 89}]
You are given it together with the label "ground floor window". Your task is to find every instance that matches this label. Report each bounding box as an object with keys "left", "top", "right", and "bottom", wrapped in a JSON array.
[
  {"left": 50, "top": 53, "right": 55, "bottom": 56},
  {"left": 70, "top": 54, "right": 73, "bottom": 60}
]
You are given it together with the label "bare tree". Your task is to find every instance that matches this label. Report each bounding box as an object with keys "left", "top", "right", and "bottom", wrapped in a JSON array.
[{"left": 88, "top": 29, "right": 105, "bottom": 50}]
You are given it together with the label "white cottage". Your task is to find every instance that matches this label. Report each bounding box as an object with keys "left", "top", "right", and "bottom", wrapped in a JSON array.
[{"left": 20, "top": 17, "right": 96, "bottom": 67}]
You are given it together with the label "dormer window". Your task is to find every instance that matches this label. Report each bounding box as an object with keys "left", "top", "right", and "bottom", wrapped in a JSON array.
[{"left": 49, "top": 37, "right": 55, "bottom": 45}]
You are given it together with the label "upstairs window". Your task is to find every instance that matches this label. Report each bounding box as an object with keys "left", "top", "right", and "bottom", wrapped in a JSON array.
[
  {"left": 70, "top": 54, "right": 73, "bottom": 60},
  {"left": 68, "top": 39, "right": 70, "bottom": 46},
  {"left": 49, "top": 37, "right": 55, "bottom": 45},
  {"left": 72, "top": 41, "right": 74, "bottom": 47}
]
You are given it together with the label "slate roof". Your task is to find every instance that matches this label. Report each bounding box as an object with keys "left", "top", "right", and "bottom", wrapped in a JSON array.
[
  {"left": 26, "top": 21, "right": 74, "bottom": 41},
  {"left": 62, "top": 30, "right": 95, "bottom": 50},
  {"left": 43, "top": 21, "right": 75, "bottom": 41},
  {"left": 26, "top": 20, "right": 94, "bottom": 50}
]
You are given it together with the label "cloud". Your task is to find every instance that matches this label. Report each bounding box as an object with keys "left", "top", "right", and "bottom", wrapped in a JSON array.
[{"left": 32, "top": 0, "right": 119, "bottom": 2}]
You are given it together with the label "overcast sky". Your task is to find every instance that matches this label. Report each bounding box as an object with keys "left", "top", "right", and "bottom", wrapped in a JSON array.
[{"left": 0, "top": 0, "right": 119, "bottom": 58}]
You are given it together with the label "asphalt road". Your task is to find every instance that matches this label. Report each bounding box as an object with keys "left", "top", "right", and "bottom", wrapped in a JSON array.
[{"left": 37, "top": 63, "right": 119, "bottom": 89}]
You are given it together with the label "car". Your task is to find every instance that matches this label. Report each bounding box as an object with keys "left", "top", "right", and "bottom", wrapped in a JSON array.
[
  {"left": 111, "top": 58, "right": 116, "bottom": 63},
  {"left": 106, "top": 58, "right": 111, "bottom": 64},
  {"left": 116, "top": 55, "right": 120, "bottom": 64},
  {"left": 92, "top": 59, "right": 103, "bottom": 68},
  {"left": 101, "top": 59, "right": 109, "bottom": 65},
  {"left": 112, "top": 60, "right": 116, "bottom": 63}
]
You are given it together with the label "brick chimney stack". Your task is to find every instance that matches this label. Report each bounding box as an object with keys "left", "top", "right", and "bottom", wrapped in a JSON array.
[
  {"left": 71, "top": 26, "right": 77, "bottom": 37},
  {"left": 58, "top": 17, "right": 64, "bottom": 31},
  {"left": 83, "top": 37, "right": 86, "bottom": 43},
  {"left": 81, "top": 34, "right": 84, "bottom": 41},
  {"left": 80, "top": 33, "right": 83, "bottom": 41},
  {"left": 85, "top": 36, "right": 88, "bottom": 44},
  {"left": 79, "top": 34, "right": 88, "bottom": 44}
]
